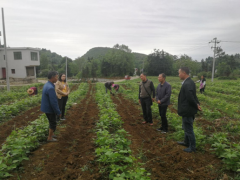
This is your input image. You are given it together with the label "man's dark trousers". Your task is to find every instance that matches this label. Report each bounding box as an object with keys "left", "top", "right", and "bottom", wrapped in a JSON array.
[
  {"left": 140, "top": 97, "right": 152, "bottom": 123},
  {"left": 182, "top": 116, "right": 196, "bottom": 150},
  {"left": 158, "top": 105, "right": 168, "bottom": 131}
]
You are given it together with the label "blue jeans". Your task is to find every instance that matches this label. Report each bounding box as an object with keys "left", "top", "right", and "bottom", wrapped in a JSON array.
[{"left": 182, "top": 116, "right": 196, "bottom": 150}]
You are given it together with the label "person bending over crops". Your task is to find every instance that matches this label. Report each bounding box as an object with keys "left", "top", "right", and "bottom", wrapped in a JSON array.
[
  {"left": 27, "top": 87, "right": 38, "bottom": 96},
  {"left": 156, "top": 73, "right": 171, "bottom": 133},
  {"left": 41, "top": 71, "right": 61, "bottom": 142},
  {"left": 112, "top": 84, "right": 120, "bottom": 93},
  {"left": 177, "top": 67, "right": 202, "bottom": 153},
  {"left": 138, "top": 73, "right": 155, "bottom": 126},
  {"left": 55, "top": 74, "right": 70, "bottom": 121},
  {"left": 105, "top": 81, "right": 114, "bottom": 94}
]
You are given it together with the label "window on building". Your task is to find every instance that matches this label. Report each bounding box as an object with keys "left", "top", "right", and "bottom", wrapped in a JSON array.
[
  {"left": 31, "top": 52, "right": 38, "bottom": 61},
  {"left": 26, "top": 67, "right": 34, "bottom": 76},
  {"left": 3, "top": 55, "right": 5, "bottom": 60},
  {"left": 14, "top": 52, "right": 22, "bottom": 60},
  {"left": 11, "top": 69, "right": 15, "bottom": 74}
]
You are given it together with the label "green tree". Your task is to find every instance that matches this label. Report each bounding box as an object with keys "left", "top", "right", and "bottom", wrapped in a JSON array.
[
  {"left": 100, "top": 49, "right": 134, "bottom": 77},
  {"left": 113, "top": 44, "right": 132, "bottom": 53},
  {"left": 217, "top": 62, "right": 231, "bottom": 77},
  {"left": 145, "top": 49, "right": 173, "bottom": 76}
]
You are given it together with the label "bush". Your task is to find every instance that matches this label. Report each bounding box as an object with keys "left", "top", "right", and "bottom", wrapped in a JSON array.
[
  {"left": 230, "top": 69, "right": 240, "bottom": 78},
  {"left": 218, "top": 76, "right": 237, "bottom": 80}
]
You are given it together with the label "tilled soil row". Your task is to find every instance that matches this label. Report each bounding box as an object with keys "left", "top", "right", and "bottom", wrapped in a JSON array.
[
  {"left": 0, "top": 105, "right": 42, "bottom": 146},
  {"left": 0, "top": 84, "right": 80, "bottom": 148},
  {"left": 9, "top": 84, "right": 100, "bottom": 180},
  {"left": 111, "top": 93, "right": 224, "bottom": 180}
]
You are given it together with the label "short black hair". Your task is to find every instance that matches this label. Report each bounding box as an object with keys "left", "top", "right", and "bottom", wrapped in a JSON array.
[
  {"left": 48, "top": 71, "right": 58, "bottom": 79},
  {"left": 141, "top": 73, "right": 147, "bottom": 76},
  {"left": 59, "top": 74, "right": 66, "bottom": 82},
  {"left": 180, "top": 67, "right": 189, "bottom": 75},
  {"left": 159, "top": 73, "right": 166, "bottom": 79}
]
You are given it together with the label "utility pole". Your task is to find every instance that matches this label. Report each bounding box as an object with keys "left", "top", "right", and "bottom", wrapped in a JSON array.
[
  {"left": 209, "top": 37, "right": 220, "bottom": 82},
  {"left": 66, "top": 57, "right": 67, "bottom": 81},
  {"left": 2, "top": 8, "right": 10, "bottom": 91}
]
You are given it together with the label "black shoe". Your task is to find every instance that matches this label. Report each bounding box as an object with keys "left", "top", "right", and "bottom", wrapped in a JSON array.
[
  {"left": 177, "top": 141, "right": 189, "bottom": 147},
  {"left": 183, "top": 148, "right": 196, "bottom": 153},
  {"left": 61, "top": 117, "right": 66, "bottom": 120},
  {"left": 157, "top": 128, "right": 162, "bottom": 131}
]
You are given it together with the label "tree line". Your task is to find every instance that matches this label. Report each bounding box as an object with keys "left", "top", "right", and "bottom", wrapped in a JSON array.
[
  {"left": 37, "top": 45, "right": 240, "bottom": 80},
  {"left": 199, "top": 48, "right": 240, "bottom": 79}
]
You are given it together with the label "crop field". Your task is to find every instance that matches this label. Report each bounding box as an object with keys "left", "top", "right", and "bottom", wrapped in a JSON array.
[{"left": 0, "top": 77, "right": 240, "bottom": 180}]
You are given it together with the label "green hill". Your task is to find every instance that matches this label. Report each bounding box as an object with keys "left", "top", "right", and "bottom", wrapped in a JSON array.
[
  {"left": 80, "top": 47, "right": 147, "bottom": 69},
  {"left": 81, "top": 47, "right": 112, "bottom": 59}
]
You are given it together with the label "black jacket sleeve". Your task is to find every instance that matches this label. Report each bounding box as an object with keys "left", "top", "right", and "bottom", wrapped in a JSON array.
[
  {"left": 155, "top": 85, "right": 159, "bottom": 101},
  {"left": 150, "top": 82, "right": 155, "bottom": 98},
  {"left": 139, "top": 84, "right": 141, "bottom": 99},
  {"left": 184, "top": 83, "right": 198, "bottom": 109}
]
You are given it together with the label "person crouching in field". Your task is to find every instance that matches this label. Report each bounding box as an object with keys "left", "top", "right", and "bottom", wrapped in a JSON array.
[
  {"left": 55, "top": 74, "right": 70, "bottom": 121},
  {"left": 27, "top": 87, "right": 38, "bottom": 96},
  {"left": 41, "top": 71, "right": 61, "bottom": 142},
  {"left": 156, "top": 73, "right": 171, "bottom": 133},
  {"left": 177, "top": 67, "right": 202, "bottom": 153},
  {"left": 105, "top": 81, "right": 114, "bottom": 94},
  {"left": 112, "top": 84, "right": 120, "bottom": 93},
  {"left": 139, "top": 73, "right": 155, "bottom": 125}
]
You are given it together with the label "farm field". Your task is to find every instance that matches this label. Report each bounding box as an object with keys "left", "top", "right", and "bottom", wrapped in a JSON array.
[{"left": 1, "top": 77, "right": 240, "bottom": 179}]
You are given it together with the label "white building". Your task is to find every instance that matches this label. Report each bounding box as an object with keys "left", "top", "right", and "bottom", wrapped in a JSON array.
[{"left": 0, "top": 47, "right": 40, "bottom": 79}]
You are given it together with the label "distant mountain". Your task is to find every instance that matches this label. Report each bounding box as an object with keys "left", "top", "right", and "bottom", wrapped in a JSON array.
[
  {"left": 80, "top": 47, "right": 147, "bottom": 68},
  {"left": 81, "top": 47, "right": 112, "bottom": 59}
]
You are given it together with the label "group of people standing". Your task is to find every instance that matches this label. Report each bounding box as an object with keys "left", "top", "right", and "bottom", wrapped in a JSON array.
[
  {"left": 138, "top": 67, "right": 202, "bottom": 153},
  {"left": 40, "top": 71, "right": 70, "bottom": 142},
  {"left": 40, "top": 68, "right": 202, "bottom": 152}
]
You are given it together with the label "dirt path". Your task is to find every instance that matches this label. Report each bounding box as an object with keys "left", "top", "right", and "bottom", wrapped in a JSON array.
[
  {"left": 111, "top": 94, "right": 224, "bottom": 180},
  {"left": 9, "top": 84, "right": 100, "bottom": 180}
]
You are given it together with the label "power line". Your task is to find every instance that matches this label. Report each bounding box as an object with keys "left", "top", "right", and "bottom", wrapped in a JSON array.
[{"left": 221, "top": 40, "right": 240, "bottom": 43}]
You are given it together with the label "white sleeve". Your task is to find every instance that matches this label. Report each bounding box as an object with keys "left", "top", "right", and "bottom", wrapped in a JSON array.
[{"left": 203, "top": 81, "right": 206, "bottom": 86}]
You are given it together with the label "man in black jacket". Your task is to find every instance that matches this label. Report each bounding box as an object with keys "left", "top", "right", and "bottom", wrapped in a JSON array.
[
  {"left": 177, "top": 67, "right": 202, "bottom": 153},
  {"left": 156, "top": 73, "right": 171, "bottom": 133},
  {"left": 105, "top": 82, "right": 114, "bottom": 94},
  {"left": 138, "top": 73, "right": 155, "bottom": 125}
]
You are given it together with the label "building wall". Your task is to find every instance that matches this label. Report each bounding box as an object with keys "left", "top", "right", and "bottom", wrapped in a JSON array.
[{"left": 0, "top": 48, "right": 40, "bottom": 79}]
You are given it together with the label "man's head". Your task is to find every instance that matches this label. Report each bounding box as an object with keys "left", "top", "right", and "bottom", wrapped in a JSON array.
[
  {"left": 48, "top": 71, "right": 59, "bottom": 83},
  {"left": 140, "top": 73, "right": 147, "bottom": 82},
  {"left": 178, "top": 67, "right": 189, "bottom": 80},
  {"left": 111, "top": 81, "right": 114, "bottom": 85},
  {"left": 158, "top": 73, "right": 166, "bottom": 83}
]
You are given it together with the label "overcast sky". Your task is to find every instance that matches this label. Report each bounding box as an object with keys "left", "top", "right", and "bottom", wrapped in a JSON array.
[{"left": 1, "top": 0, "right": 240, "bottom": 61}]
